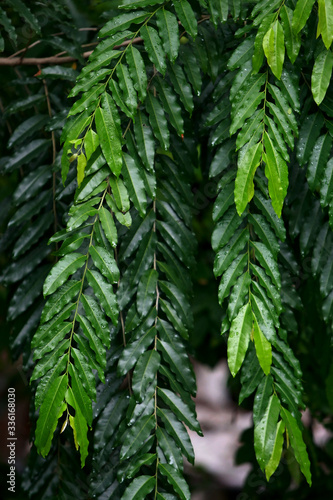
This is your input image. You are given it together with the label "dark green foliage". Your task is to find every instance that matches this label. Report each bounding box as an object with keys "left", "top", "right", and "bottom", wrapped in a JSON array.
[{"left": 2, "top": 0, "right": 333, "bottom": 498}]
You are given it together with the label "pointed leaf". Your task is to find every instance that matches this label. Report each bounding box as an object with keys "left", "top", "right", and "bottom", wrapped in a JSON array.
[
  {"left": 122, "top": 476, "right": 155, "bottom": 500},
  {"left": 156, "top": 8, "right": 180, "bottom": 63},
  {"left": 254, "top": 394, "right": 280, "bottom": 470},
  {"left": 35, "top": 374, "right": 67, "bottom": 457},
  {"left": 43, "top": 253, "right": 86, "bottom": 297},
  {"left": 311, "top": 49, "right": 333, "bottom": 106},
  {"left": 159, "top": 463, "right": 190, "bottom": 500},
  {"left": 120, "top": 415, "right": 155, "bottom": 460},
  {"left": 95, "top": 93, "right": 122, "bottom": 176},
  {"left": 228, "top": 303, "right": 252, "bottom": 377},
  {"left": 235, "top": 142, "right": 263, "bottom": 215},
  {"left": 280, "top": 407, "right": 312, "bottom": 485},
  {"left": 265, "top": 420, "right": 285, "bottom": 481},
  {"left": 141, "top": 25, "right": 166, "bottom": 75}
]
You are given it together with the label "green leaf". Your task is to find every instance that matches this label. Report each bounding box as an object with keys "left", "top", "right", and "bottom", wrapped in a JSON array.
[
  {"left": 85, "top": 129, "right": 100, "bottom": 162},
  {"left": 159, "top": 463, "right": 190, "bottom": 500},
  {"left": 95, "top": 93, "right": 122, "bottom": 176},
  {"left": 218, "top": 253, "right": 248, "bottom": 304},
  {"left": 77, "top": 313, "right": 106, "bottom": 369},
  {"left": 35, "top": 374, "right": 67, "bottom": 457},
  {"left": 81, "top": 48, "right": 122, "bottom": 77},
  {"left": 77, "top": 154, "right": 87, "bottom": 187},
  {"left": 122, "top": 475, "right": 155, "bottom": 500},
  {"left": 119, "top": 0, "right": 164, "bottom": 8},
  {"left": 68, "top": 84, "right": 105, "bottom": 117},
  {"left": 134, "top": 110, "right": 155, "bottom": 172},
  {"left": 118, "top": 326, "right": 156, "bottom": 375},
  {"left": 7, "top": 0, "right": 40, "bottom": 34},
  {"left": 119, "top": 453, "right": 157, "bottom": 482},
  {"left": 263, "top": 21, "right": 285, "bottom": 80},
  {"left": 280, "top": 5, "right": 301, "bottom": 64},
  {"left": 132, "top": 350, "right": 160, "bottom": 402},
  {"left": 296, "top": 112, "right": 324, "bottom": 166},
  {"left": 69, "top": 68, "right": 111, "bottom": 98},
  {"left": 292, "top": 0, "right": 316, "bottom": 34},
  {"left": 253, "top": 314, "right": 272, "bottom": 375},
  {"left": 239, "top": 346, "right": 264, "bottom": 404},
  {"left": 250, "top": 241, "right": 281, "bottom": 290},
  {"left": 86, "top": 269, "right": 118, "bottom": 325},
  {"left": 235, "top": 142, "right": 263, "bottom": 215},
  {"left": 108, "top": 178, "right": 130, "bottom": 212},
  {"left": 265, "top": 420, "right": 285, "bottom": 481},
  {"left": 173, "top": 0, "right": 197, "bottom": 39},
  {"left": 159, "top": 280, "right": 192, "bottom": 329},
  {"left": 252, "top": 15, "right": 275, "bottom": 73},
  {"left": 68, "top": 403, "right": 89, "bottom": 468},
  {"left": 89, "top": 245, "right": 120, "bottom": 283},
  {"left": 307, "top": 133, "right": 332, "bottom": 190},
  {"left": 99, "top": 206, "right": 118, "bottom": 248},
  {"left": 71, "top": 347, "right": 96, "bottom": 400},
  {"left": 254, "top": 394, "right": 280, "bottom": 470},
  {"left": 117, "top": 63, "right": 137, "bottom": 116},
  {"left": 157, "top": 338, "right": 196, "bottom": 395},
  {"left": 156, "top": 8, "right": 180, "bottom": 63},
  {"left": 248, "top": 213, "right": 280, "bottom": 259},
  {"left": 126, "top": 46, "right": 148, "bottom": 102},
  {"left": 158, "top": 388, "right": 201, "bottom": 435},
  {"left": 228, "top": 272, "right": 251, "bottom": 322},
  {"left": 0, "top": 8, "right": 16, "bottom": 43},
  {"left": 154, "top": 78, "right": 184, "bottom": 136},
  {"left": 181, "top": 44, "right": 202, "bottom": 97},
  {"left": 169, "top": 62, "right": 194, "bottom": 115},
  {"left": 94, "top": 393, "right": 128, "bottom": 450},
  {"left": 317, "top": 0, "right": 333, "bottom": 49},
  {"left": 146, "top": 91, "right": 170, "bottom": 150},
  {"left": 253, "top": 191, "right": 286, "bottom": 241},
  {"left": 81, "top": 292, "right": 110, "bottom": 347},
  {"left": 228, "top": 36, "right": 254, "bottom": 70},
  {"left": 230, "top": 73, "right": 265, "bottom": 135},
  {"left": 311, "top": 49, "right": 333, "bottom": 106},
  {"left": 99, "top": 11, "right": 148, "bottom": 37},
  {"left": 67, "top": 200, "right": 98, "bottom": 232},
  {"left": 137, "top": 269, "right": 158, "bottom": 317},
  {"left": 122, "top": 153, "right": 147, "bottom": 217},
  {"left": 212, "top": 208, "right": 244, "bottom": 252},
  {"left": 214, "top": 228, "right": 249, "bottom": 277},
  {"left": 157, "top": 408, "right": 194, "bottom": 464},
  {"left": 263, "top": 132, "right": 288, "bottom": 217},
  {"left": 140, "top": 25, "right": 166, "bottom": 75},
  {"left": 227, "top": 303, "right": 252, "bottom": 377},
  {"left": 67, "top": 364, "right": 92, "bottom": 425},
  {"left": 120, "top": 415, "right": 155, "bottom": 460},
  {"left": 1, "top": 139, "right": 50, "bottom": 174},
  {"left": 320, "top": 157, "right": 333, "bottom": 207},
  {"left": 43, "top": 253, "right": 86, "bottom": 297},
  {"left": 41, "top": 280, "right": 81, "bottom": 324},
  {"left": 280, "top": 407, "right": 312, "bottom": 485},
  {"left": 253, "top": 375, "right": 273, "bottom": 426}
]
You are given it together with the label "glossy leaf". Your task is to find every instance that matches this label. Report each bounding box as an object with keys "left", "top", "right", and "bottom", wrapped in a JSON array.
[
  {"left": 311, "top": 49, "right": 333, "bottom": 106},
  {"left": 227, "top": 303, "right": 252, "bottom": 377},
  {"left": 95, "top": 93, "right": 122, "bottom": 177}
]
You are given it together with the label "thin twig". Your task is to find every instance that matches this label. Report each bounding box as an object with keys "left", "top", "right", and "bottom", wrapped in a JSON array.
[
  {"left": 39, "top": 64, "right": 58, "bottom": 246},
  {"left": 0, "top": 37, "right": 143, "bottom": 66},
  {"left": 8, "top": 27, "right": 99, "bottom": 59}
]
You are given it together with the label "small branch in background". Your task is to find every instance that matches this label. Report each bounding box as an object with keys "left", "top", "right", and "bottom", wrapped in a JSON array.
[{"left": 0, "top": 37, "right": 143, "bottom": 66}]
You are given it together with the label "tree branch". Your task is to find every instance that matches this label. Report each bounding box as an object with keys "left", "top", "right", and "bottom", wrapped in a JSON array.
[{"left": 0, "top": 37, "right": 143, "bottom": 66}]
